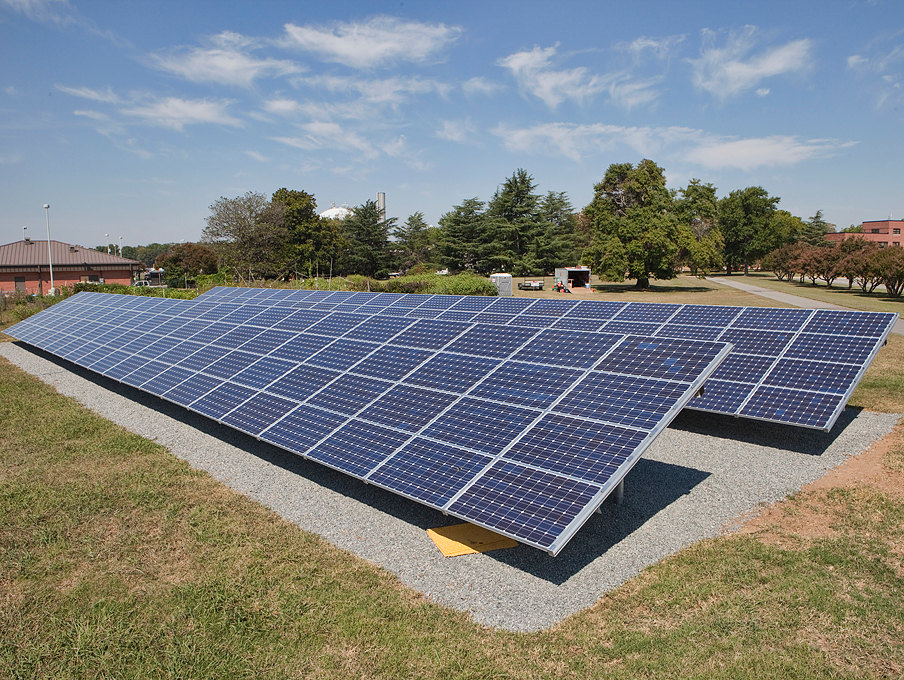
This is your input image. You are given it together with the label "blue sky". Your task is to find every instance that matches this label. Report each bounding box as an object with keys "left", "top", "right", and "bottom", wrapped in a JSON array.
[{"left": 1, "top": 0, "right": 903, "bottom": 248}]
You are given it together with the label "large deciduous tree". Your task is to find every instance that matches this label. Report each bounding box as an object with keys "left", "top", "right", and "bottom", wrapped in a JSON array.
[
  {"left": 201, "top": 191, "right": 289, "bottom": 282},
  {"left": 154, "top": 242, "right": 218, "bottom": 287},
  {"left": 718, "top": 186, "right": 780, "bottom": 275},
  {"left": 583, "top": 159, "right": 680, "bottom": 288}
]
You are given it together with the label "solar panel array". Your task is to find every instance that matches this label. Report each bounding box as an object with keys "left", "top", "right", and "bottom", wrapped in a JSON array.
[
  {"left": 195, "top": 286, "right": 897, "bottom": 431},
  {"left": 6, "top": 291, "right": 730, "bottom": 555}
]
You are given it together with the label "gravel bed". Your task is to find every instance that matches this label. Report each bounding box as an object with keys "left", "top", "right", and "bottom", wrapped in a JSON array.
[{"left": 2, "top": 340, "right": 898, "bottom": 632}]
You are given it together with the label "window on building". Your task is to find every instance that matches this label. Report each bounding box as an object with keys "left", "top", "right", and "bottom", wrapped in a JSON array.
[
  {"left": 894, "top": 228, "right": 901, "bottom": 234},
  {"left": 871, "top": 228, "right": 881, "bottom": 233},
  {"left": 14, "top": 276, "right": 26, "bottom": 292}
]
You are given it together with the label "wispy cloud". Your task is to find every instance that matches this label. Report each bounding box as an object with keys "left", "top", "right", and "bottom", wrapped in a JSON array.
[
  {"left": 55, "top": 84, "right": 120, "bottom": 103},
  {"left": 620, "top": 34, "right": 686, "bottom": 60},
  {"left": 491, "top": 121, "right": 852, "bottom": 170},
  {"left": 245, "top": 150, "right": 269, "bottom": 163},
  {"left": 149, "top": 31, "right": 301, "bottom": 87},
  {"left": 281, "top": 16, "right": 462, "bottom": 69},
  {"left": 2, "top": 0, "right": 77, "bottom": 27},
  {"left": 436, "top": 118, "right": 475, "bottom": 143},
  {"left": 462, "top": 77, "right": 499, "bottom": 96},
  {"left": 272, "top": 121, "right": 377, "bottom": 158},
  {"left": 497, "top": 44, "right": 659, "bottom": 110},
  {"left": 498, "top": 44, "right": 607, "bottom": 108},
  {"left": 689, "top": 26, "right": 814, "bottom": 99},
  {"left": 1, "top": 0, "right": 126, "bottom": 45},
  {"left": 120, "top": 97, "right": 241, "bottom": 131},
  {"left": 299, "top": 74, "right": 451, "bottom": 105},
  {"left": 685, "top": 135, "right": 856, "bottom": 169},
  {"left": 847, "top": 32, "right": 904, "bottom": 109}
]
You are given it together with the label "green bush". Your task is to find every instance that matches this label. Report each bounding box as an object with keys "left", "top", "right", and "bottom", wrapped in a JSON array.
[{"left": 343, "top": 272, "right": 497, "bottom": 296}]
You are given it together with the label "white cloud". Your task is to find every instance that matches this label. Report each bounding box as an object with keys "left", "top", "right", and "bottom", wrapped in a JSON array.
[
  {"left": 491, "top": 121, "right": 853, "bottom": 170},
  {"left": 55, "top": 84, "right": 120, "bottom": 103},
  {"left": 263, "top": 97, "right": 304, "bottom": 116},
  {"left": 245, "top": 150, "right": 269, "bottom": 163},
  {"left": 1, "top": 0, "right": 75, "bottom": 26},
  {"left": 622, "top": 34, "right": 686, "bottom": 60},
  {"left": 120, "top": 97, "right": 241, "bottom": 131},
  {"left": 4, "top": 85, "right": 17, "bottom": 96},
  {"left": 689, "top": 27, "right": 813, "bottom": 98},
  {"left": 847, "top": 54, "right": 868, "bottom": 69},
  {"left": 301, "top": 74, "right": 451, "bottom": 105},
  {"left": 607, "top": 76, "right": 662, "bottom": 109},
  {"left": 498, "top": 44, "right": 608, "bottom": 108},
  {"left": 847, "top": 36, "right": 904, "bottom": 110},
  {"left": 756, "top": 88, "right": 770, "bottom": 96},
  {"left": 462, "top": 77, "right": 499, "bottom": 96},
  {"left": 272, "top": 121, "right": 377, "bottom": 158},
  {"left": 149, "top": 31, "right": 301, "bottom": 87},
  {"left": 685, "top": 136, "right": 855, "bottom": 169},
  {"left": 281, "top": 16, "right": 462, "bottom": 69},
  {"left": 436, "top": 118, "right": 475, "bottom": 143}
]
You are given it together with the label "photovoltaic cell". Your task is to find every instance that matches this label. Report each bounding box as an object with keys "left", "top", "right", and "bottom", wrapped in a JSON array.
[{"left": 8, "top": 287, "right": 892, "bottom": 555}]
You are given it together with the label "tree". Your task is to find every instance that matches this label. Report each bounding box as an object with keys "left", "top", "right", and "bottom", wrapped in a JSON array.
[
  {"left": 392, "top": 211, "right": 436, "bottom": 273},
  {"left": 438, "top": 197, "right": 492, "bottom": 274},
  {"left": 270, "top": 187, "right": 342, "bottom": 279},
  {"left": 154, "top": 242, "right": 218, "bottom": 287},
  {"left": 201, "top": 191, "right": 289, "bottom": 282},
  {"left": 675, "top": 179, "right": 722, "bottom": 275},
  {"left": 527, "top": 191, "right": 581, "bottom": 274},
  {"left": 335, "top": 199, "right": 396, "bottom": 277},
  {"left": 718, "top": 186, "right": 780, "bottom": 275},
  {"left": 799, "top": 209, "right": 835, "bottom": 246},
  {"left": 873, "top": 246, "right": 904, "bottom": 297},
  {"left": 583, "top": 159, "right": 679, "bottom": 288},
  {"left": 485, "top": 169, "right": 544, "bottom": 273}
]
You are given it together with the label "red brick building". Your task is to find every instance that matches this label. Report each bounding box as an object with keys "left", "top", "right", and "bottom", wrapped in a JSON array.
[
  {"left": 825, "top": 220, "right": 904, "bottom": 247},
  {"left": 0, "top": 238, "right": 142, "bottom": 295}
]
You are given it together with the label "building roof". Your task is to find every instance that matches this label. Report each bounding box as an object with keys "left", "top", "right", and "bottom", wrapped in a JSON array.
[{"left": 0, "top": 239, "right": 142, "bottom": 268}]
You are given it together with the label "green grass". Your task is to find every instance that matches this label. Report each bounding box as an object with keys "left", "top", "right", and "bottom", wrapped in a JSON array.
[
  {"left": 2, "top": 281, "right": 904, "bottom": 678},
  {"left": 713, "top": 271, "right": 904, "bottom": 318},
  {"left": 2, "top": 333, "right": 904, "bottom": 677}
]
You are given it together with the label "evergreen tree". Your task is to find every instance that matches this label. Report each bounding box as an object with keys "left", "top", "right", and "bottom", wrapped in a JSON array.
[
  {"left": 392, "top": 211, "right": 436, "bottom": 272},
  {"left": 335, "top": 199, "right": 396, "bottom": 277}
]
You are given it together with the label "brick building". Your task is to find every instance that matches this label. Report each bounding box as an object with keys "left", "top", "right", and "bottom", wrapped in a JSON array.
[
  {"left": 0, "top": 238, "right": 142, "bottom": 295},
  {"left": 825, "top": 220, "right": 903, "bottom": 247}
]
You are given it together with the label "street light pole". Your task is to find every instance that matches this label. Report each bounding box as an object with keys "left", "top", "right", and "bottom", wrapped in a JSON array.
[
  {"left": 119, "top": 236, "right": 122, "bottom": 257},
  {"left": 43, "top": 204, "right": 54, "bottom": 295},
  {"left": 23, "top": 226, "right": 27, "bottom": 241},
  {"left": 105, "top": 233, "right": 109, "bottom": 254}
]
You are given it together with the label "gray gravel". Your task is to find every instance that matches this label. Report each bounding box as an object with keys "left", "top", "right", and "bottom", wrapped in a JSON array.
[{"left": 2, "top": 340, "right": 898, "bottom": 632}]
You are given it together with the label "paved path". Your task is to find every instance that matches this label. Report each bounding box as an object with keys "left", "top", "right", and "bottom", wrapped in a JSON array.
[{"left": 706, "top": 276, "right": 904, "bottom": 336}]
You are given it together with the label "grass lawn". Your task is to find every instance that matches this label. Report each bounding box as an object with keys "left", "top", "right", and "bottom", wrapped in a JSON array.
[
  {"left": 711, "top": 271, "right": 904, "bottom": 318},
  {"left": 2, "top": 285, "right": 904, "bottom": 678}
]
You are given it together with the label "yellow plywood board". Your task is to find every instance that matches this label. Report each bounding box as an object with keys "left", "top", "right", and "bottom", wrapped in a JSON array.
[{"left": 427, "top": 523, "right": 518, "bottom": 556}]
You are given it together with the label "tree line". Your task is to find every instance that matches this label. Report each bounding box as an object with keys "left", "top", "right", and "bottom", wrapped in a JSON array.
[
  {"left": 763, "top": 239, "right": 904, "bottom": 297},
  {"left": 104, "top": 159, "right": 855, "bottom": 288}
]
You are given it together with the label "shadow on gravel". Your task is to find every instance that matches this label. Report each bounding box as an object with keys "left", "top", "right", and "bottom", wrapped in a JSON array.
[
  {"left": 13, "top": 343, "right": 833, "bottom": 584},
  {"left": 669, "top": 407, "right": 858, "bottom": 455}
]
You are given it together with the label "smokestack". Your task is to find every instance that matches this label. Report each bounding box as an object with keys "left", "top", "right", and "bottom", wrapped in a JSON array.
[{"left": 377, "top": 192, "right": 386, "bottom": 222}]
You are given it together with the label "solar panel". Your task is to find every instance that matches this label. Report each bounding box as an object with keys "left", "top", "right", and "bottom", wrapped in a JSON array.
[
  {"left": 194, "top": 287, "right": 896, "bottom": 431},
  {"left": 6, "top": 291, "right": 730, "bottom": 555}
]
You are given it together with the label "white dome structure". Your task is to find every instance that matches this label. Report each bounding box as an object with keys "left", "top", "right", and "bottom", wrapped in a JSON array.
[{"left": 319, "top": 204, "right": 352, "bottom": 220}]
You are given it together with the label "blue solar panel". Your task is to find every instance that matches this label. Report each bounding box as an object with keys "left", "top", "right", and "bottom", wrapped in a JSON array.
[{"left": 11, "top": 287, "right": 893, "bottom": 555}]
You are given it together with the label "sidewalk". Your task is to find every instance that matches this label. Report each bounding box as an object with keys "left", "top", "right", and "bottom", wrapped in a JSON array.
[{"left": 705, "top": 276, "right": 904, "bottom": 336}]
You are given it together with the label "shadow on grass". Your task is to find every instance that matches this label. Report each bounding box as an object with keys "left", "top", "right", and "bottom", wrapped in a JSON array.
[{"left": 591, "top": 283, "right": 715, "bottom": 295}]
